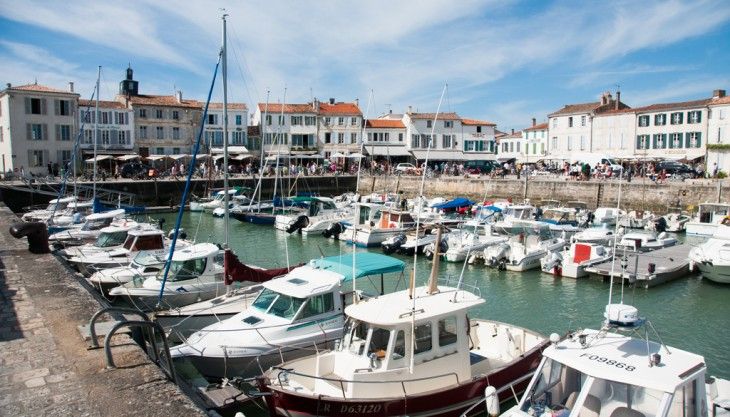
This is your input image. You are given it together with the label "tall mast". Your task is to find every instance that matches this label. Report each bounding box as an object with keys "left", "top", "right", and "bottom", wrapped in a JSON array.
[
  {"left": 222, "top": 13, "right": 230, "bottom": 248},
  {"left": 92, "top": 66, "right": 100, "bottom": 201},
  {"left": 259, "top": 91, "right": 270, "bottom": 211}
]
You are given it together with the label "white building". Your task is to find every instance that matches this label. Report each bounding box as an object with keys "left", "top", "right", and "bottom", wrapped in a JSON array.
[
  {"left": 317, "top": 99, "right": 363, "bottom": 158},
  {"left": 523, "top": 120, "right": 548, "bottom": 161},
  {"left": 251, "top": 102, "right": 318, "bottom": 156},
  {"left": 631, "top": 99, "right": 708, "bottom": 161},
  {"left": 204, "top": 102, "right": 248, "bottom": 150},
  {"left": 0, "top": 82, "right": 79, "bottom": 176},
  {"left": 496, "top": 130, "right": 522, "bottom": 162},
  {"left": 460, "top": 118, "right": 497, "bottom": 162},
  {"left": 707, "top": 90, "right": 730, "bottom": 175},
  {"left": 363, "top": 116, "right": 408, "bottom": 162},
  {"left": 591, "top": 109, "right": 636, "bottom": 158},
  {"left": 78, "top": 99, "right": 135, "bottom": 158},
  {"left": 547, "top": 91, "right": 629, "bottom": 159},
  {"left": 404, "top": 112, "right": 461, "bottom": 161}
]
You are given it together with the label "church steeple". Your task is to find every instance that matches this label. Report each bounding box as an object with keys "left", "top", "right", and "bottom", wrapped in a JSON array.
[{"left": 119, "top": 65, "right": 139, "bottom": 96}]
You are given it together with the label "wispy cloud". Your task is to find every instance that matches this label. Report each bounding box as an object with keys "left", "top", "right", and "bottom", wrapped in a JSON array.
[{"left": 632, "top": 76, "right": 730, "bottom": 105}]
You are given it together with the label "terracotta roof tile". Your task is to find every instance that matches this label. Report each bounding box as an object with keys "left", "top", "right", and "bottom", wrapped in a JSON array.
[
  {"left": 126, "top": 94, "right": 201, "bottom": 109},
  {"left": 366, "top": 119, "right": 405, "bottom": 129},
  {"left": 208, "top": 102, "right": 248, "bottom": 110},
  {"left": 9, "top": 83, "right": 76, "bottom": 94},
  {"left": 709, "top": 96, "right": 730, "bottom": 105},
  {"left": 318, "top": 102, "right": 362, "bottom": 115},
  {"left": 408, "top": 112, "right": 461, "bottom": 120},
  {"left": 524, "top": 122, "right": 548, "bottom": 131},
  {"left": 79, "top": 99, "right": 126, "bottom": 109},
  {"left": 632, "top": 98, "right": 711, "bottom": 113},
  {"left": 461, "top": 118, "right": 496, "bottom": 126},
  {"left": 257, "top": 103, "right": 316, "bottom": 114},
  {"left": 548, "top": 101, "right": 602, "bottom": 117}
]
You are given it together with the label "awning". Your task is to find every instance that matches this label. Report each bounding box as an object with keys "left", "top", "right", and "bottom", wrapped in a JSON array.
[
  {"left": 169, "top": 154, "right": 189, "bottom": 160},
  {"left": 211, "top": 146, "right": 249, "bottom": 154},
  {"left": 115, "top": 155, "right": 139, "bottom": 161},
  {"left": 410, "top": 150, "right": 462, "bottom": 160},
  {"left": 330, "top": 152, "right": 346, "bottom": 158},
  {"left": 462, "top": 153, "right": 496, "bottom": 161},
  {"left": 234, "top": 154, "right": 253, "bottom": 160},
  {"left": 368, "top": 146, "right": 411, "bottom": 157},
  {"left": 145, "top": 155, "right": 170, "bottom": 161},
  {"left": 348, "top": 152, "right": 365, "bottom": 159},
  {"left": 85, "top": 155, "right": 113, "bottom": 162},
  {"left": 310, "top": 253, "right": 405, "bottom": 282}
]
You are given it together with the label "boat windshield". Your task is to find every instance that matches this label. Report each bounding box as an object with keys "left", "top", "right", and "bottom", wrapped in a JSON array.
[
  {"left": 82, "top": 217, "right": 113, "bottom": 231},
  {"left": 95, "top": 231, "right": 128, "bottom": 247},
  {"left": 251, "top": 288, "right": 305, "bottom": 319},
  {"left": 339, "top": 318, "right": 369, "bottom": 355},
  {"left": 132, "top": 251, "right": 163, "bottom": 267},
  {"left": 45, "top": 203, "right": 59, "bottom": 211},
  {"left": 162, "top": 257, "right": 207, "bottom": 282},
  {"left": 520, "top": 358, "right": 669, "bottom": 417}
]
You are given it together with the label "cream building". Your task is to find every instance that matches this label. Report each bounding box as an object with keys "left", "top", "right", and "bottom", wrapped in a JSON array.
[
  {"left": 0, "top": 82, "right": 79, "bottom": 176},
  {"left": 707, "top": 90, "right": 730, "bottom": 174},
  {"left": 460, "top": 118, "right": 496, "bottom": 162},
  {"left": 523, "top": 120, "right": 548, "bottom": 161},
  {"left": 78, "top": 99, "right": 135, "bottom": 158},
  {"left": 251, "top": 102, "right": 318, "bottom": 156},
  {"left": 204, "top": 102, "right": 248, "bottom": 151},
  {"left": 363, "top": 116, "right": 408, "bottom": 162},
  {"left": 317, "top": 99, "right": 363, "bottom": 158}
]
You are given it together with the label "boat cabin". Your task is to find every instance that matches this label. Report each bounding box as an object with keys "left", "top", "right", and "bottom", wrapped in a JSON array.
[
  {"left": 122, "top": 228, "right": 165, "bottom": 252},
  {"left": 617, "top": 232, "right": 676, "bottom": 252},
  {"left": 94, "top": 225, "right": 134, "bottom": 248},
  {"left": 513, "top": 328, "right": 711, "bottom": 417},
  {"left": 504, "top": 205, "right": 536, "bottom": 221},
  {"left": 377, "top": 209, "right": 415, "bottom": 229},
  {"left": 158, "top": 243, "right": 223, "bottom": 282},
  {"left": 80, "top": 209, "right": 126, "bottom": 231},
  {"left": 306, "top": 197, "right": 339, "bottom": 217},
  {"left": 542, "top": 208, "right": 580, "bottom": 226},
  {"left": 45, "top": 196, "right": 77, "bottom": 212},
  {"left": 352, "top": 203, "right": 384, "bottom": 227}
]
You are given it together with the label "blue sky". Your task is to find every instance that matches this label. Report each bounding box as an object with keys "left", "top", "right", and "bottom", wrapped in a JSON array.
[{"left": 1, "top": 0, "right": 729, "bottom": 131}]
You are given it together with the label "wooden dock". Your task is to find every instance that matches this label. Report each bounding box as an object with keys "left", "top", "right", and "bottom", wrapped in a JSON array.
[{"left": 584, "top": 244, "right": 693, "bottom": 288}]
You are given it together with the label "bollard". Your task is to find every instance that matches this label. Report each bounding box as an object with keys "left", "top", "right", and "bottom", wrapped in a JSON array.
[{"left": 9, "top": 222, "right": 50, "bottom": 253}]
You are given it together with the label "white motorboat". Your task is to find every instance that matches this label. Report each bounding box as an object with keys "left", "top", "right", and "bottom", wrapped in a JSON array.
[
  {"left": 686, "top": 203, "right": 730, "bottom": 236},
  {"left": 593, "top": 206, "right": 623, "bottom": 226},
  {"left": 616, "top": 231, "right": 677, "bottom": 252},
  {"left": 689, "top": 223, "right": 730, "bottom": 284},
  {"left": 541, "top": 242, "right": 612, "bottom": 278},
  {"left": 200, "top": 188, "right": 246, "bottom": 212},
  {"left": 66, "top": 226, "right": 178, "bottom": 276},
  {"left": 342, "top": 204, "right": 413, "bottom": 247},
  {"left": 381, "top": 227, "right": 450, "bottom": 255},
  {"left": 485, "top": 303, "right": 730, "bottom": 417},
  {"left": 491, "top": 204, "right": 542, "bottom": 235},
  {"left": 274, "top": 197, "right": 346, "bottom": 233},
  {"left": 86, "top": 250, "right": 166, "bottom": 294},
  {"left": 255, "top": 279, "right": 548, "bottom": 416},
  {"left": 653, "top": 211, "right": 691, "bottom": 233},
  {"left": 58, "top": 222, "right": 143, "bottom": 260},
  {"left": 168, "top": 253, "right": 406, "bottom": 379},
  {"left": 619, "top": 210, "right": 654, "bottom": 229},
  {"left": 48, "top": 209, "right": 127, "bottom": 248},
  {"left": 484, "top": 234, "right": 566, "bottom": 271},
  {"left": 22, "top": 196, "right": 82, "bottom": 223},
  {"left": 428, "top": 225, "right": 507, "bottom": 262},
  {"left": 571, "top": 227, "right": 619, "bottom": 246}
]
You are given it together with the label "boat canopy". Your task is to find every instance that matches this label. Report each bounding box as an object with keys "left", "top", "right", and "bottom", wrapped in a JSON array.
[
  {"left": 310, "top": 253, "right": 405, "bottom": 282},
  {"left": 432, "top": 197, "right": 475, "bottom": 210}
]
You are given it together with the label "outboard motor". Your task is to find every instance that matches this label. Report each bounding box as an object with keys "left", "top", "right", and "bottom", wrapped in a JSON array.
[
  {"left": 322, "top": 222, "right": 343, "bottom": 239},
  {"left": 654, "top": 216, "right": 667, "bottom": 233},
  {"left": 158, "top": 218, "right": 166, "bottom": 230},
  {"left": 286, "top": 215, "right": 310, "bottom": 234},
  {"left": 9, "top": 222, "right": 50, "bottom": 254},
  {"left": 382, "top": 234, "right": 406, "bottom": 254}
]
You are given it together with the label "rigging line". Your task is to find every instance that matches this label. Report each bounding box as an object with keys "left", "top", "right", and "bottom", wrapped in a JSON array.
[
  {"left": 227, "top": 24, "right": 260, "bottom": 108},
  {"left": 607, "top": 165, "right": 625, "bottom": 307},
  {"left": 157, "top": 56, "right": 222, "bottom": 306},
  {"left": 454, "top": 175, "right": 492, "bottom": 301}
]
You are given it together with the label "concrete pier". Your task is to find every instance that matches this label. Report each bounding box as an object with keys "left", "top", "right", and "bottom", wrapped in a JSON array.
[{"left": 0, "top": 203, "right": 206, "bottom": 416}]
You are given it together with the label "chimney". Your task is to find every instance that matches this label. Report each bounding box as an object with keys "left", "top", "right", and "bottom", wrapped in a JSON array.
[
  {"left": 355, "top": 98, "right": 359, "bottom": 107},
  {"left": 68, "top": 82, "right": 74, "bottom": 93},
  {"left": 329, "top": 97, "right": 335, "bottom": 105},
  {"left": 389, "top": 109, "right": 393, "bottom": 114},
  {"left": 176, "top": 90, "right": 182, "bottom": 103},
  {"left": 532, "top": 118, "right": 536, "bottom": 127},
  {"left": 511, "top": 128, "right": 515, "bottom": 134},
  {"left": 615, "top": 90, "right": 620, "bottom": 110},
  {"left": 714, "top": 89, "right": 726, "bottom": 98}
]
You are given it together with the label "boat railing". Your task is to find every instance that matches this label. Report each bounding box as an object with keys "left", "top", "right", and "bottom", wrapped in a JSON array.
[
  {"left": 458, "top": 371, "right": 534, "bottom": 417},
  {"left": 254, "top": 338, "right": 330, "bottom": 375},
  {"left": 272, "top": 366, "right": 461, "bottom": 399},
  {"left": 438, "top": 275, "right": 481, "bottom": 298}
]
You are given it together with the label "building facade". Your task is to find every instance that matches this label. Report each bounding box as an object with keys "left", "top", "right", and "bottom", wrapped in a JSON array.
[
  {"left": 317, "top": 99, "right": 363, "bottom": 158},
  {"left": 707, "top": 90, "right": 730, "bottom": 174},
  {"left": 460, "top": 118, "right": 497, "bottom": 161},
  {"left": 363, "top": 116, "right": 408, "bottom": 162},
  {"left": 251, "top": 102, "right": 318, "bottom": 156},
  {"left": 78, "top": 99, "right": 135, "bottom": 157},
  {"left": 0, "top": 83, "right": 79, "bottom": 175},
  {"left": 203, "top": 102, "right": 248, "bottom": 150}
]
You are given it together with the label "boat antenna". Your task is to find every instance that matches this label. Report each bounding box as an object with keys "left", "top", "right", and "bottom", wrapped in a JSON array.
[
  {"left": 607, "top": 164, "right": 625, "bottom": 307},
  {"left": 92, "top": 66, "right": 101, "bottom": 205},
  {"left": 409, "top": 82, "right": 448, "bottom": 374},
  {"left": 157, "top": 56, "right": 222, "bottom": 308}
]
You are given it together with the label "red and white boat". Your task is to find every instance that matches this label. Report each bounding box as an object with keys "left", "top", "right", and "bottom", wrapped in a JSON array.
[{"left": 255, "top": 275, "right": 548, "bottom": 416}]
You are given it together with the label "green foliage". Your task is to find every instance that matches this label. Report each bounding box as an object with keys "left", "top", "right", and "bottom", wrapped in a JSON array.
[{"left": 707, "top": 143, "right": 730, "bottom": 151}]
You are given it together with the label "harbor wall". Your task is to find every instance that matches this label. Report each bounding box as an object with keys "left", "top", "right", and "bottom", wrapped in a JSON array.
[{"left": 357, "top": 175, "right": 729, "bottom": 212}]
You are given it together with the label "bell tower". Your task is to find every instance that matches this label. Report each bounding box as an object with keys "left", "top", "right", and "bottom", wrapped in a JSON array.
[{"left": 119, "top": 64, "right": 139, "bottom": 97}]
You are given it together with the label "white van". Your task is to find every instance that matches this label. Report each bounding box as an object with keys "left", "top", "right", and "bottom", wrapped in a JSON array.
[{"left": 569, "top": 153, "right": 622, "bottom": 173}]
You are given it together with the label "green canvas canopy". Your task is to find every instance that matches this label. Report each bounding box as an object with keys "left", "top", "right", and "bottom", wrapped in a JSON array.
[{"left": 310, "top": 253, "right": 405, "bottom": 282}]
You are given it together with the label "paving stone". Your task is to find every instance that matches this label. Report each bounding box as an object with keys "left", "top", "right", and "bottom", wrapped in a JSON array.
[
  {"left": 11, "top": 367, "right": 50, "bottom": 383},
  {"left": 24, "top": 376, "right": 46, "bottom": 388}
]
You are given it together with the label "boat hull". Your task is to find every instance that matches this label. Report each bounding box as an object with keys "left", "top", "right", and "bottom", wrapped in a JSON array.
[
  {"left": 696, "top": 262, "right": 730, "bottom": 284},
  {"left": 258, "top": 343, "right": 544, "bottom": 417}
]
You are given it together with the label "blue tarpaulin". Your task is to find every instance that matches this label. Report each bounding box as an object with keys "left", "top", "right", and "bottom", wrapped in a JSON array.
[
  {"left": 310, "top": 253, "right": 405, "bottom": 282},
  {"left": 432, "top": 197, "right": 475, "bottom": 210}
]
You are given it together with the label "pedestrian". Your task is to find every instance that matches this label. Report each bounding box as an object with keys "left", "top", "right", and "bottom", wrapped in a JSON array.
[
  {"left": 713, "top": 163, "right": 719, "bottom": 178},
  {"left": 47, "top": 162, "right": 53, "bottom": 176},
  {"left": 20, "top": 165, "right": 25, "bottom": 178}
]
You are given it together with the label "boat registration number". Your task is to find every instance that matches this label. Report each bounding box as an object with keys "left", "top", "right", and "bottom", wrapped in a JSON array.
[
  {"left": 580, "top": 353, "right": 635, "bottom": 371},
  {"left": 338, "top": 404, "right": 382, "bottom": 414}
]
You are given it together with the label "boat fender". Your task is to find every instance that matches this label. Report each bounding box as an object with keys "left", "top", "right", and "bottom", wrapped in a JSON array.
[{"left": 484, "top": 386, "right": 500, "bottom": 417}]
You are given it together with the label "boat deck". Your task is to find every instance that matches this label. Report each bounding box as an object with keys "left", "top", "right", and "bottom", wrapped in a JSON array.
[{"left": 584, "top": 244, "right": 693, "bottom": 288}]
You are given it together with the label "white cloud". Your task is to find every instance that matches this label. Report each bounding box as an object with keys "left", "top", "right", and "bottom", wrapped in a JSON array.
[{"left": 632, "top": 76, "right": 730, "bottom": 105}]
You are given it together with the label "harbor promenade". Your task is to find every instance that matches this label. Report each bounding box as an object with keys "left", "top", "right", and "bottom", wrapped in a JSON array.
[{"left": 0, "top": 203, "right": 206, "bottom": 416}]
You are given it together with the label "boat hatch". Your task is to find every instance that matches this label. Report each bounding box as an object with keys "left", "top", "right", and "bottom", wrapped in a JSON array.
[
  {"left": 243, "top": 316, "right": 262, "bottom": 325},
  {"left": 288, "top": 278, "right": 308, "bottom": 285}
]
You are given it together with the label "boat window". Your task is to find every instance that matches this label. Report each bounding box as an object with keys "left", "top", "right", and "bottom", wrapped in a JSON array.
[
  {"left": 122, "top": 235, "right": 135, "bottom": 250},
  {"left": 299, "top": 293, "right": 334, "bottom": 319},
  {"left": 414, "top": 323, "right": 432, "bottom": 355},
  {"left": 367, "top": 327, "right": 391, "bottom": 360},
  {"left": 166, "top": 257, "right": 207, "bottom": 281},
  {"left": 341, "top": 318, "right": 368, "bottom": 355},
  {"left": 359, "top": 206, "right": 371, "bottom": 225},
  {"left": 96, "top": 231, "right": 128, "bottom": 248},
  {"left": 670, "top": 380, "right": 697, "bottom": 417},
  {"left": 392, "top": 330, "right": 406, "bottom": 360},
  {"left": 132, "top": 235, "right": 163, "bottom": 251},
  {"left": 438, "top": 317, "right": 458, "bottom": 347},
  {"left": 521, "top": 358, "right": 585, "bottom": 414},
  {"left": 252, "top": 288, "right": 279, "bottom": 312},
  {"left": 132, "top": 251, "right": 162, "bottom": 267},
  {"left": 267, "top": 293, "right": 305, "bottom": 319}
]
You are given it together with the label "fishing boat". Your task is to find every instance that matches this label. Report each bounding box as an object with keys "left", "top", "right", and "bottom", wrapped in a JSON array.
[
  {"left": 475, "top": 303, "right": 730, "bottom": 417},
  {"left": 541, "top": 242, "right": 613, "bottom": 278},
  {"left": 168, "top": 253, "right": 405, "bottom": 379},
  {"left": 48, "top": 208, "right": 127, "bottom": 248},
  {"left": 58, "top": 222, "right": 144, "bottom": 260},
  {"left": 689, "top": 222, "right": 730, "bottom": 284},
  {"left": 571, "top": 227, "right": 619, "bottom": 246},
  {"left": 255, "top": 277, "right": 548, "bottom": 416},
  {"left": 341, "top": 205, "right": 412, "bottom": 247},
  {"left": 686, "top": 203, "right": 730, "bottom": 236},
  {"left": 86, "top": 250, "right": 166, "bottom": 294}
]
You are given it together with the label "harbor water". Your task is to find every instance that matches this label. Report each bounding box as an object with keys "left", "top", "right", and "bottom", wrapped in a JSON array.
[{"left": 151, "top": 211, "right": 729, "bottom": 411}]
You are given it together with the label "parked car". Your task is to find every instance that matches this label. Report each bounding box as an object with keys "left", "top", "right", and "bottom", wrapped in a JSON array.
[
  {"left": 395, "top": 163, "right": 419, "bottom": 175},
  {"left": 655, "top": 161, "right": 698, "bottom": 179},
  {"left": 121, "top": 162, "right": 151, "bottom": 178}
]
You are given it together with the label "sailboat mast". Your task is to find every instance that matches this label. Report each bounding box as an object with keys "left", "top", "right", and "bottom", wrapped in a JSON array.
[
  {"left": 258, "top": 91, "right": 270, "bottom": 212},
  {"left": 221, "top": 13, "right": 230, "bottom": 248},
  {"left": 92, "top": 66, "right": 100, "bottom": 201}
]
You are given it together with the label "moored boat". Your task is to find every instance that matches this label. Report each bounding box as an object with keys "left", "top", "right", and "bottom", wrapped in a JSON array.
[{"left": 689, "top": 222, "right": 730, "bottom": 284}]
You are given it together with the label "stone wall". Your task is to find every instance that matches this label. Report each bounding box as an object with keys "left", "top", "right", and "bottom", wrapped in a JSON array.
[{"left": 358, "top": 175, "right": 729, "bottom": 212}]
